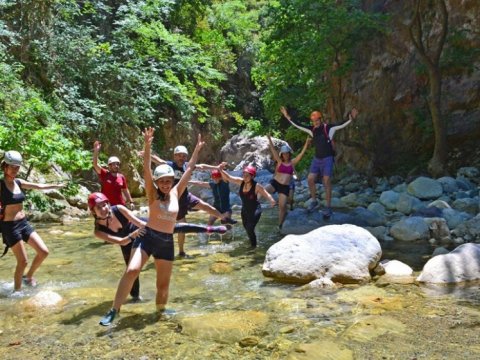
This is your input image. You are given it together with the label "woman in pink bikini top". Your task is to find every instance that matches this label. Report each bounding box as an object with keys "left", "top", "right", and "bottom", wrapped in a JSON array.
[{"left": 265, "top": 135, "right": 311, "bottom": 228}]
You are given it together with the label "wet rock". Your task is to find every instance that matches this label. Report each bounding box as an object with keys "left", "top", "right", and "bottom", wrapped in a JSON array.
[
  {"left": 382, "top": 260, "right": 413, "bottom": 276},
  {"left": 210, "top": 262, "right": 233, "bottom": 274},
  {"left": 365, "top": 226, "right": 389, "bottom": 242},
  {"left": 437, "top": 176, "right": 459, "bottom": 193},
  {"left": 180, "top": 310, "right": 268, "bottom": 343},
  {"left": 239, "top": 336, "right": 259, "bottom": 347},
  {"left": 302, "top": 278, "right": 336, "bottom": 289},
  {"left": 21, "top": 291, "right": 65, "bottom": 311},
  {"left": 452, "top": 198, "right": 479, "bottom": 215},
  {"left": 336, "top": 286, "right": 405, "bottom": 311},
  {"left": 407, "top": 177, "right": 443, "bottom": 200},
  {"left": 263, "top": 224, "right": 382, "bottom": 284},
  {"left": 379, "top": 190, "right": 400, "bottom": 210},
  {"left": 417, "top": 243, "right": 480, "bottom": 283},
  {"left": 343, "top": 315, "right": 406, "bottom": 342},
  {"left": 280, "top": 326, "right": 295, "bottom": 334},
  {"left": 390, "top": 217, "right": 429, "bottom": 241},
  {"left": 288, "top": 340, "right": 353, "bottom": 360}
]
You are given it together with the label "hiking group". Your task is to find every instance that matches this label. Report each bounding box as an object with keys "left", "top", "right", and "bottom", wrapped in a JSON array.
[{"left": 0, "top": 106, "right": 358, "bottom": 325}]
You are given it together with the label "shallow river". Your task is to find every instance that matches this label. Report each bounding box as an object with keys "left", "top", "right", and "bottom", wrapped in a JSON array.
[{"left": 1, "top": 208, "right": 480, "bottom": 359}]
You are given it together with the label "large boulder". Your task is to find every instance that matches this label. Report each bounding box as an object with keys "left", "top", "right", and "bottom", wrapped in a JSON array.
[
  {"left": 263, "top": 224, "right": 382, "bottom": 284},
  {"left": 407, "top": 177, "right": 443, "bottom": 200},
  {"left": 437, "top": 176, "right": 459, "bottom": 193},
  {"left": 389, "top": 217, "right": 429, "bottom": 241},
  {"left": 396, "top": 193, "right": 422, "bottom": 215},
  {"left": 220, "top": 134, "right": 288, "bottom": 171},
  {"left": 417, "top": 243, "right": 480, "bottom": 283}
]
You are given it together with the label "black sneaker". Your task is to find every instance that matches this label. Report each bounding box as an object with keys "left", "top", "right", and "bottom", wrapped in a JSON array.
[
  {"left": 221, "top": 217, "right": 238, "bottom": 225},
  {"left": 99, "top": 308, "right": 117, "bottom": 326}
]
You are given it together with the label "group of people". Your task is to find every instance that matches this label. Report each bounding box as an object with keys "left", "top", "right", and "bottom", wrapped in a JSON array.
[{"left": 0, "top": 105, "right": 358, "bottom": 326}]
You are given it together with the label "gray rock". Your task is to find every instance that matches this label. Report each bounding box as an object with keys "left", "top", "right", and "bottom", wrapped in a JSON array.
[
  {"left": 451, "top": 214, "right": 480, "bottom": 241},
  {"left": 367, "top": 202, "right": 386, "bottom": 216},
  {"left": 452, "top": 197, "right": 479, "bottom": 215},
  {"left": 379, "top": 190, "right": 400, "bottom": 210},
  {"left": 407, "top": 177, "right": 443, "bottom": 200},
  {"left": 437, "top": 176, "right": 458, "bottom": 193},
  {"left": 330, "top": 197, "right": 347, "bottom": 209},
  {"left": 390, "top": 217, "right": 429, "bottom": 241},
  {"left": 396, "top": 193, "right": 422, "bottom": 215},
  {"left": 424, "top": 217, "right": 451, "bottom": 245},
  {"left": 431, "top": 247, "right": 450, "bottom": 257},
  {"left": 417, "top": 243, "right": 480, "bottom": 283},
  {"left": 393, "top": 183, "right": 407, "bottom": 193},
  {"left": 428, "top": 200, "right": 451, "bottom": 209},
  {"left": 351, "top": 207, "right": 387, "bottom": 227},
  {"left": 456, "top": 177, "right": 475, "bottom": 191},
  {"left": 365, "top": 226, "right": 388, "bottom": 241},
  {"left": 263, "top": 224, "right": 382, "bottom": 284},
  {"left": 341, "top": 193, "right": 359, "bottom": 207}
]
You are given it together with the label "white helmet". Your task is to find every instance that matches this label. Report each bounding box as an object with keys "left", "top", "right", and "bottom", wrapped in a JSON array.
[
  {"left": 107, "top": 156, "right": 121, "bottom": 165},
  {"left": 153, "top": 164, "right": 175, "bottom": 180},
  {"left": 280, "top": 145, "right": 292, "bottom": 154},
  {"left": 3, "top": 150, "right": 23, "bottom": 166},
  {"left": 174, "top": 145, "right": 188, "bottom": 155}
]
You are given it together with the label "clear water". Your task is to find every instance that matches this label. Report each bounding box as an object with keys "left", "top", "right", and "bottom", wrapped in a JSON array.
[{"left": 1, "top": 208, "right": 480, "bottom": 359}]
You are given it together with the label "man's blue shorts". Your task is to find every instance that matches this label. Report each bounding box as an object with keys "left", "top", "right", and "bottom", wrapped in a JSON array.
[{"left": 309, "top": 156, "right": 334, "bottom": 177}]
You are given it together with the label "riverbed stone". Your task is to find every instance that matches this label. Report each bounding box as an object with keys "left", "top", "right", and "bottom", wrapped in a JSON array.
[
  {"left": 288, "top": 340, "right": 353, "bottom": 360},
  {"left": 367, "top": 202, "right": 386, "bottom": 216},
  {"left": 341, "top": 193, "right": 359, "bottom": 207},
  {"left": 451, "top": 214, "right": 480, "bottom": 241},
  {"left": 417, "top": 243, "right": 480, "bottom": 283},
  {"left": 263, "top": 224, "right": 382, "bottom": 284},
  {"left": 389, "top": 217, "right": 429, "bottom": 241},
  {"left": 350, "top": 207, "right": 386, "bottom": 227},
  {"left": 441, "top": 208, "right": 472, "bottom": 229},
  {"left": 437, "top": 176, "right": 459, "bottom": 193},
  {"left": 343, "top": 315, "right": 406, "bottom": 342},
  {"left": 379, "top": 190, "right": 400, "bottom": 210},
  {"left": 21, "top": 291, "right": 65, "bottom": 311},
  {"left": 428, "top": 199, "right": 451, "bottom": 209},
  {"left": 432, "top": 247, "right": 450, "bottom": 257},
  {"left": 180, "top": 310, "right": 268, "bottom": 343},
  {"left": 457, "top": 167, "right": 480, "bottom": 181},
  {"left": 396, "top": 193, "right": 422, "bottom": 215},
  {"left": 424, "top": 217, "right": 451, "bottom": 244},
  {"left": 452, "top": 197, "right": 479, "bottom": 215},
  {"left": 382, "top": 260, "right": 413, "bottom": 276},
  {"left": 407, "top": 177, "right": 443, "bottom": 200},
  {"left": 456, "top": 177, "right": 475, "bottom": 191}
]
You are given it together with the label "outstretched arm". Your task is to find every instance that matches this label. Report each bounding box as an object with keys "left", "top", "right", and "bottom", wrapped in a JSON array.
[
  {"left": 175, "top": 134, "right": 205, "bottom": 196},
  {"left": 19, "top": 179, "right": 65, "bottom": 191},
  {"left": 280, "top": 106, "right": 313, "bottom": 137},
  {"left": 92, "top": 141, "right": 103, "bottom": 174},
  {"left": 142, "top": 127, "right": 157, "bottom": 204},
  {"left": 117, "top": 205, "right": 146, "bottom": 229},
  {"left": 188, "top": 180, "right": 210, "bottom": 188},
  {"left": 195, "top": 162, "right": 227, "bottom": 171},
  {"left": 219, "top": 168, "right": 243, "bottom": 186},
  {"left": 266, "top": 135, "right": 282, "bottom": 164},
  {"left": 328, "top": 108, "right": 358, "bottom": 140},
  {"left": 256, "top": 184, "right": 276, "bottom": 207},
  {"left": 292, "top": 136, "right": 312, "bottom": 166}
]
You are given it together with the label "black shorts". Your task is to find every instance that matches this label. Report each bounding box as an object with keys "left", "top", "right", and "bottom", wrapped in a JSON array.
[
  {"left": 270, "top": 179, "right": 290, "bottom": 197},
  {"left": 2, "top": 218, "right": 35, "bottom": 248},
  {"left": 132, "top": 227, "right": 174, "bottom": 261},
  {"left": 177, "top": 193, "right": 201, "bottom": 220}
]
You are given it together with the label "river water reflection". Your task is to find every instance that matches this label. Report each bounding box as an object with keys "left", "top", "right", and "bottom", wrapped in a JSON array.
[{"left": 1, "top": 208, "right": 480, "bottom": 359}]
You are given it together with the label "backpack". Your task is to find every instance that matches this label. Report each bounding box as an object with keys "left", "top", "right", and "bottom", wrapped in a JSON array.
[{"left": 322, "top": 124, "right": 336, "bottom": 156}]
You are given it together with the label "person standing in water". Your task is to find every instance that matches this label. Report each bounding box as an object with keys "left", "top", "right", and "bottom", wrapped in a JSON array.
[
  {"left": 89, "top": 191, "right": 229, "bottom": 304},
  {"left": 99, "top": 128, "right": 205, "bottom": 326},
  {"left": 265, "top": 135, "right": 311, "bottom": 228},
  {"left": 1, "top": 151, "right": 64, "bottom": 290},
  {"left": 92, "top": 141, "right": 135, "bottom": 209},
  {"left": 219, "top": 165, "right": 275, "bottom": 248},
  {"left": 280, "top": 107, "right": 358, "bottom": 218},
  {"left": 188, "top": 168, "right": 236, "bottom": 226},
  {"left": 147, "top": 147, "right": 235, "bottom": 258}
]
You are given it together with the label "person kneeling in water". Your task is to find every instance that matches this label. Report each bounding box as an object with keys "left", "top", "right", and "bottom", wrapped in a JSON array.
[{"left": 99, "top": 129, "right": 206, "bottom": 326}]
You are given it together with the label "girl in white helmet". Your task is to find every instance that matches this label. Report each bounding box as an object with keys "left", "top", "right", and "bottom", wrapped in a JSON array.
[
  {"left": 1, "top": 151, "right": 64, "bottom": 291},
  {"left": 265, "top": 135, "right": 311, "bottom": 228},
  {"left": 99, "top": 128, "right": 205, "bottom": 326}
]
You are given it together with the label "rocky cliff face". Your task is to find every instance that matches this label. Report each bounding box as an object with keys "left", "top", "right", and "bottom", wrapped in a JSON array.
[{"left": 334, "top": 0, "right": 480, "bottom": 175}]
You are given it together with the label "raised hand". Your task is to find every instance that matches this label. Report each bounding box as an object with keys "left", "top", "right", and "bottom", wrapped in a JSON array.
[
  {"left": 195, "top": 133, "right": 205, "bottom": 151},
  {"left": 143, "top": 127, "right": 154, "bottom": 145},
  {"left": 93, "top": 141, "right": 101, "bottom": 152},
  {"left": 350, "top": 108, "right": 359, "bottom": 120}
]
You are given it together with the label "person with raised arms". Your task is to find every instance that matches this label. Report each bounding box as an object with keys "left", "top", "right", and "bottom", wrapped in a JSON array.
[
  {"left": 89, "top": 191, "right": 229, "bottom": 305},
  {"left": 92, "top": 141, "right": 135, "bottom": 209},
  {"left": 219, "top": 165, "right": 276, "bottom": 248},
  {"left": 1, "top": 151, "right": 64, "bottom": 291},
  {"left": 280, "top": 107, "right": 358, "bottom": 218},
  {"left": 144, "top": 146, "right": 235, "bottom": 258},
  {"left": 265, "top": 135, "right": 311, "bottom": 229},
  {"left": 99, "top": 128, "right": 205, "bottom": 326}
]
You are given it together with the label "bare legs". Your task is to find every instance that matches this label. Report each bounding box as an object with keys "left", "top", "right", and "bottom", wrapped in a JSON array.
[{"left": 10, "top": 231, "right": 49, "bottom": 291}]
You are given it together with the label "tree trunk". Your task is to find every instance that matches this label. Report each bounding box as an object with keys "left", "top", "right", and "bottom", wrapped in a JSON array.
[{"left": 427, "top": 67, "right": 447, "bottom": 176}]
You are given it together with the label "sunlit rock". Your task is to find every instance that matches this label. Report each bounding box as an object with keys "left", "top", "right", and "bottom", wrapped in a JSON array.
[
  {"left": 263, "top": 224, "right": 382, "bottom": 284},
  {"left": 417, "top": 243, "right": 480, "bottom": 283},
  {"left": 180, "top": 310, "right": 268, "bottom": 343},
  {"left": 382, "top": 260, "right": 413, "bottom": 276},
  {"left": 288, "top": 340, "right": 353, "bottom": 360},
  {"left": 343, "top": 315, "right": 406, "bottom": 342},
  {"left": 21, "top": 290, "right": 65, "bottom": 311}
]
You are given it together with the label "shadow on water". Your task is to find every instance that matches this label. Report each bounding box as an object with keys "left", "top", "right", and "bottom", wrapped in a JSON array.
[
  {"left": 61, "top": 301, "right": 112, "bottom": 325},
  {"left": 96, "top": 311, "right": 176, "bottom": 335}
]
